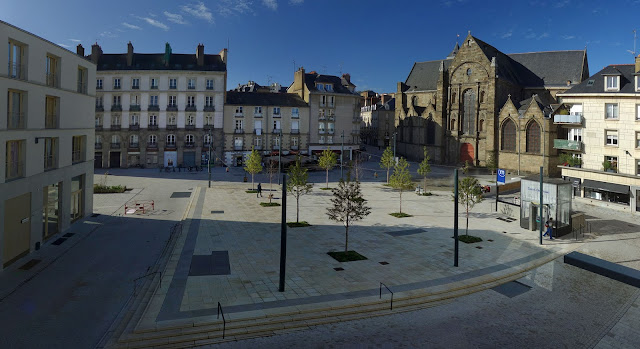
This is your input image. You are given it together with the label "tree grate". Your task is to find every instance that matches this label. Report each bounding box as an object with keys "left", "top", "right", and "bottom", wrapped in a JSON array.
[
  {"left": 379, "top": 261, "right": 389, "bottom": 265},
  {"left": 333, "top": 267, "right": 344, "bottom": 271},
  {"left": 19, "top": 259, "right": 41, "bottom": 270},
  {"left": 51, "top": 238, "right": 67, "bottom": 246}
]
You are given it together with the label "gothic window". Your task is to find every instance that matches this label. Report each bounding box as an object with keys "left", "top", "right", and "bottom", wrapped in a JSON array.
[
  {"left": 501, "top": 119, "right": 516, "bottom": 151},
  {"left": 462, "top": 89, "right": 476, "bottom": 135},
  {"left": 450, "top": 119, "right": 456, "bottom": 130},
  {"left": 426, "top": 116, "right": 436, "bottom": 145},
  {"left": 479, "top": 119, "right": 484, "bottom": 132},
  {"left": 480, "top": 91, "right": 485, "bottom": 103},
  {"left": 452, "top": 92, "right": 456, "bottom": 104},
  {"left": 526, "top": 121, "right": 541, "bottom": 153}
]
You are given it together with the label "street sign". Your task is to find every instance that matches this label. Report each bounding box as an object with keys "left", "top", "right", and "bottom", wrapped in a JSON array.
[{"left": 497, "top": 169, "right": 506, "bottom": 184}]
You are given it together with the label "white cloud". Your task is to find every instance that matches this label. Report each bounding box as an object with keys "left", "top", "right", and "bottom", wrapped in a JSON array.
[
  {"left": 181, "top": 1, "right": 214, "bottom": 23},
  {"left": 122, "top": 22, "right": 142, "bottom": 30},
  {"left": 263, "top": 0, "right": 278, "bottom": 10},
  {"left": 554, "top": 0, "right": 570, "bottom": 8},
  {"left": 139, "top": 17, "right": 169, "bottom": 31},
  {"left": 57, "top": 43, "right": 71, "bottom": 48},
  {"left": 562, "top": 35, "right": 575, "bottom": 40},
  {"left": 164, "top": 11, "right": 188, "bottom": 24},
  {"left": 538, "top": 32, "right": 549, "bottom": 39},
  {"left": 501, "top": 31, "right": 513, "bottom": 39},
  {"left": 289, "top": 0, "right": 304, "bottom": 4},
  {"left": 100, "top": 31, "right": 117, "bottom": 38},
  {"left": 69, "top": 39, "right": 81, "bottom": 43}
]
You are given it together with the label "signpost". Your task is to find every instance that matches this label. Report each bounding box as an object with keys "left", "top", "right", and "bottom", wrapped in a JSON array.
[{"left": 496, "top": 168, "right": 505, "bottom": 211}]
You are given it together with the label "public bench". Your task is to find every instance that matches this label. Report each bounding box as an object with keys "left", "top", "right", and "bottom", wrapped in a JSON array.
[{"left": 564, "top": 251, "right": 640, "bottom": 288}]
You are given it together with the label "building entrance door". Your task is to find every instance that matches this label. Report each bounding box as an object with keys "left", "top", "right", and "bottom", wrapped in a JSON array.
[
  {"left": 71, "top": 175, "right": 83, "bottom": 222},
  {"left": 3, "top": 193, "right": 31, "bottom": 267},
  {"left": 94, "top": 153, "right": 103, "bottom": 168},
  {"left": 43, "top": 183, "right": 61, "bottom": 239},
  {"left": 109, "top": 151, "right": 121, "bottom": 168},
  {"left": 460, "top": 143, "right": 474, "bottom": 163}
]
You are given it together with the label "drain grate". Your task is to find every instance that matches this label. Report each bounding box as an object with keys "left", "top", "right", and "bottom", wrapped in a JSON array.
[
  {"left": 170, "top": 192, "right": 192, "bottom": 198},
  {"left": 19, "top": 259, "right": 41, "bottom": 270},
  {"left": 62, "top": 233, "right": 75, "bottom": 238},
  {"left": 379, "top": 261, "right": 389, "bottom": 265},
  {"left": 333, "top": 267, "right": 344, "bottom": 271},
  {"left": 91, "top": 213, "right": 100, "bottom": 217},
  {"left": 492, "top": 280, "right": 532, "bottom": 298},
  {"left": 497, "top": 217, "right": 517, "bottom": 223},
  {"left": 51, "top": 238, "right": 67, "bottom": 246},
  {"left": 211, "top": 210, "right": 224, "bottom": 214},
  {"left": 386, "top": 229, "right": 425, "bottom": 237},
  {"left": 488, "top": 239, "right": 494, "bottom": 242},
  {"left": 475, "top": 246, "right": 483, "bottom": 249}
]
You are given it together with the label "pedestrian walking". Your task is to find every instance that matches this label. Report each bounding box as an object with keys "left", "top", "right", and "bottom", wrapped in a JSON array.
[
  {"left": 257, "top": 183, "right": 263, "bottom": 198},
  {"left": 542, "top": 217, "right": 554, "bottom": 240}
]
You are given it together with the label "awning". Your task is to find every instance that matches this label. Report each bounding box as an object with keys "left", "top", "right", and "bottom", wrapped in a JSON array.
[
  {"left": 563, "top": 176, "right": 581, "bottom": 188},
  {"left": 582, "top": 179, "right": 629, "bottom": 194}
]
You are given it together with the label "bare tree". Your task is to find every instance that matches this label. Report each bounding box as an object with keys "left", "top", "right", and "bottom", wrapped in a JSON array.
[
  {"left": 452, "top": 176, "right": 484, "bottom": 236},
  {"left": 287, "top": 156, "right": 313, "bottom": 223},
  {"left": 326, "top": 178, "right": 371, "bottom": 252}
]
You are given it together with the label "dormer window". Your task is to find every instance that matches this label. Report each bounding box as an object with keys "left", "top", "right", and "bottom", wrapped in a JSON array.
[
  {"left": 605, "top": 75, "right": 620, "bottom": 91},
  {"left": 317, "top": 83, "right": 324, "bottom": 91},
  {"left": 636, "top": 76, "right": 640, "bottom": 91},
  {"left": 325, "top": 84, "right": 333, "bottom": 92}
]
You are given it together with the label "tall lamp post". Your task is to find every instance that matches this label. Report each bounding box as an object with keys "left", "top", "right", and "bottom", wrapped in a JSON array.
[
  {"left": 393, "top": 131, "right": 397, "bottom": 161},
  {"left": 207, "top": 130, "right": 213, "bottom": 188},
  {"left": 277, "top": 130, "right": 282, "bottom": 185},
  {"left": 340, "top": 130, "right": 345, "bottom": 179}
]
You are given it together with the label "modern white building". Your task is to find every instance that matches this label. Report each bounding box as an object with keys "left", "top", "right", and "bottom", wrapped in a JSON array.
[
  {"left": 557, "top": 56, "right": 640, "bottom": 213},
  {"left": 92, "top": 42, "right": 227, "bottom": 169},
  {"left": 1, "top": 20, "right": 95, "bottom": 270}
]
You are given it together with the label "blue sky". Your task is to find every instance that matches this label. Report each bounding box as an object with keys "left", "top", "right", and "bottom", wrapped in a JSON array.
[{"left": 3, "top": 0, "right": 640, "bottom": 93}]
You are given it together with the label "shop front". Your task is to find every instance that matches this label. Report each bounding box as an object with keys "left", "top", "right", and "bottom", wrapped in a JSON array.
[{"left": 582, "top": 179, "right": 630, "bottom": 206}]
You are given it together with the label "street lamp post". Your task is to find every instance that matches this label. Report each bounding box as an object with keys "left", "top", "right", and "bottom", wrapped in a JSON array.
[
  {"left": 340, "top": 130, "right": 345, "bottom": 179},
  {"left": 277, "top": 130, "right": 282, "bottom": 185},
  {"left": 208, "top": 130, "right": 213, "bottom": 188},
  {"left": 393, "top": 132, "right": 397, "bottom": 161}
]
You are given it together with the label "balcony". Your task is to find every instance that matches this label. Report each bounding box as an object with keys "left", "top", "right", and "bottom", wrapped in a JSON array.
[
  {"left": 185, "top": 105, "right": 197, "bottom": 112},
  {"left": 169, "top": 85, "right": 177, "bottom": 90},
  {"left": 148, "top": 105, "right": 160, "bottom": 112},
  {"left": 129, "top": 104, "right": 141, "bottom": 112},
  {"left": 554, "top": 139, "right": 582, "bottom": 151},
  {"left": 113, "top": 85, "right": 121, "bottom": 90},
  {"left": 166, "top": 124, "right": 177, "bottom": 130},
  {"left": 128, "top": 143, "right": 139, "bottom": 150},
  {"left": 148, "top": 124, "right": 158, "bottom": 130},
  {"left": 204, "top": 105, "right": 215, "bottom": 112},
  {"left": 206, "top": 85, "right": 214, "bottom": 90},
  {"left": 110, "top": 125, "right": 121, "bottom": 131},
  {"left": 184, "top": 142, "right": 195, "bottom": 148},
  {"left": 291, "top": 128, "right": 299, "bottom": 134},
  {"left": 554, "top": 113, "right": 583, "bottom": 125},
  {"left": 272, "top": 128, "right": 282, "bottom": 134},
  {"left": 5, "top": 160, "right": 24, "bottom": 180},
  {"left": 7, "top": 112, "right": 25, "bottom": 129},
  {"left": 132, "top": 85, "right": 140, "bottom": 90},
  {"left": 151, "top": 85, "right": 158, "bottom": 90},
  {"left": 95, "top": 125, "right": 103, "bottom": 131},
  {"left": 234, "top": 145, "right": 243, "bottom": 151},
  {"left": 272, "top": 113, "right": 281, "bottom": 118},
  {"left": 254, "top": 128, "right": 263, "bottom": 135},
  {"left": 8, "top": 62, "right": 26, "bottom": 80},
  {"left": 95, "top": 143, "right": 102, "bottom": 149},
  {"left": 95, "top": 105, "right": 104, "bottom": 112},
  {"left": 165, "top": 143, "right": 177, "bottom": 150},
  {"left": 111, "top": 105, "right": 122, "bottom": 112},
  {"left": 234, "top": 113, "right": 244, "bottom": 118},
  {"left": 129, "top": 124, "right": 140, "bottom": 131},
  {"left": 188, "top": 85, "right": 196, "bottom": 90},
  {"left": 235, "top": 129, "right": 244, "bottom": 134},
  {"left": 253, "top": 113, "right": 262, "bottom": 118},
  {"left": 146, "top": 143, "right": 158, "bottom": 151},
  {"left": 110, "top": 142, "right": 121, "bottom": 149},
  {"left": 166, "top": 105, "right": 178, "bottom": 112},
  {"left": 45, "top": 113, "right": 58, "bottom": 129},
  {"left": 204, "top": 124, "right": 214, "bottom": 130},
  {"left": 46, "top": 73, "right": 59, "bottom": 88},
  {"left": 185, "top": 124, "right": 196, "bottom": 130}
]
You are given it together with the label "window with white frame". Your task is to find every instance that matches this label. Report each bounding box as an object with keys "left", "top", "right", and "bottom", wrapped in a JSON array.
[
  {"left": 148, "top": 134, "right": 157, "bottom": 145},
  {"left": 187, "top": 96, "right": 195, "bottom": 106},
  {"left": 273, "top": 120, "right": 281, "bottom": 132},
  {"left": 605, "top": 103, "right": 619, "bottom": 119},
  {"left": 95, "top": 115, "right": 102, "bottom": 126},
  {"left": 606, "top": 130, "right": 618, "bottom": 146},
  {"left": 319, "top": 109, "right": 325, "bottom": 119},
  {"left": 569, "top": 128, "right": 582, "bottom": 141},
  {"left": 605, "top": 156, "right": 618, "bottom": 171},
  {"left": 254, "top": 137, "right": 262, "bottom": 148},
  {"left": 169, "top": 95, "right": 177, "bottom": 106},
  {"left": 291, "top": 120, "right": 299, "bottom": 133},
  {"left": 113, "top": 78, "right": 121, "bottom": 89},
  {"left": 254, "top": 120, "right": 262, "bottom": 134},
  {"left": 132, "top": 78, "right": 140, "bottom": 89},
  {"left": 204, "top": 134, "right": 212, "bottom": 145},
  {"left": 636, "top": 159, "right": 640, "bottom": 176},
  {"left": 291, "top": 137, "right": 298, "bottom": 148},
  {"left": 95, "top": 135, "right": 102, "bottom": 145},
  {"left": 292, "top": 107, "right": 299, "bottom": 118},
  {"left": 328, "top": 122, "right": 335, "bottom": 134},
  {"left": 187, "top": 114, "right": 195, "bottom": 125},
  {"left": 168, "top": 115, "right": 176, "bottom": 125},
  {"left": 111, "top": 135, "right": 120, "bottom": 145},
  {"left": 169, "top": 78, "right": 177, "bottom": 89},
  {"left": 205, "top": 96, "right": 214, "bottom": 106},
  {"left": 273, "top": 107, "right": 281, "bottom": 116},
  {"left": 96, "top": 96, "right": 103, "bottom": 107},
  {"left": 329, "top": 96, "right": 335, "bottom": 107},
  {"left": 188, "top": 78, "right": 196, "bottom": 89},
  {"left": 605, "top": 75, "right": 619, "bottom": 91},
  {"left": 636, "top": 76, "right": 640, "bottom": 91},
  {"left": 317, "top": 83, "right": 324, "bottom": 91},
  {"left": 636, "top": 132, "right": 640, "bottom": 148},
  {"left": 166, "top": 134, "right": 176, "bottom": 145},
  {"left": 320, "top": 95, "right": 326, "bottom": 107},
  {"left": 112, "top": 114, "right": 121, "bottom": 125},
  {"left": 327, "top": 135, "right": 333, "bottom": 144},
  {"left": 186, "top": 134, "right": 194, "bottom": 144},
  {"left": 274, "top": 136, "right": 280, "bottom": 149},
  {"left": 636, "top": 104, "right": 640, "bottom": 121},
  {"left": 204, "top": 115, "right": 213, "bottom": 125},
  {"left": 234, "top": 137, "right": 243, "bottom": 148},
  {"left": 150, "top": 78, "right": 158, "bottom": 89},
  {"left": 131, "top": 95, "right": 140, "bottom": 106},
  {"left": 130, "top": 114, "right": 139, "bottom": 125},
  {"left": 319, "top": 123, "right": 325, "bottom": 133},
  {"left": 96, "top": 79, "right": 103, "bottom": 89},
  {"left": 254, "top": 106, "right": 262, "bottom": 115},
  {"left": 149, "top": 114, "right": 157, "bottom": 126},
  {"left": 206, "top": 79, "right": 214, "bottom": 90},
  {"left": 130, "top": 134, "right": 139, "bottom": 146},
  {"left": 235, "top": 119, "right": 243, "bottom": 131},
  {"left": 319, "top": 135, "right": 325, "bottom": 143},
  {"left": 235, "top": 106, "right": 243, "bottom": 115},
  {"left": 113, "top": 95, "right": 121, "bottom": 106},
  {"left": 150, "top": 95, "right": 158, "bottom": 106}
]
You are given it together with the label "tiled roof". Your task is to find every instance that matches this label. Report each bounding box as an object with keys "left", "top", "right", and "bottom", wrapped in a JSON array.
[
  {"left": 94, "top": 53, "right": 226, "bottom": 71},
  {"left": 507, "top": 51, "right": 586, "bottom": 86},
  {"left": 226, "top": 91, "right": 309, "bottom": 107},
  {"left": 562, "top": 65, "right": 638, "bottom": 94},
  {"left": 405, "top": 59, "right": 452, "bottom": 91},
  {"left": 304, "top": 73, "right": 357, "bottom": 95}
]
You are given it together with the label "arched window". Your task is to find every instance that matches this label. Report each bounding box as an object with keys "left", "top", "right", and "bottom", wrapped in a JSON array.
[
  {"left": 130, "top": 113, "right": 139, "bottom": 126},
  {"left": 168, "top": 114, "right": 176, "bottom": 125},
  {"left": 412, "top": 96, "right": 419, "bottom": 106},
  {"left": 148, "top": 134, "right": 157, "bottom": 145},
  {"left": 526, "top": 121, "right": 541, "bottom": 153},
  {"left": 426, "top": 117, "right": 436, "bottom": 145},
  {"left": 462, "top": 89, "right": 476, "bottom": 134},
  {"left": 480, "top": 91, "right": 485, "bottom": 103},
  {"left": 204, "top": 134, "right": 212, "bottom": 145},
  {"left": 186, "top": 134, "right": 195, "bottom": 144},
  {"left": 501, "top": 119, "right": 516, "bottom": 151},
  {"left": 479, "top": 119, "right": 484, "bottom": 132},
  {"left": 166, "top": 134, "right": 176, "bottom": 145},
  {"left": 187, "top": 114, "right": 195, "bottom": 126},
  {"left": 450, "top": 119, "right": 456, "bottom": 130}
]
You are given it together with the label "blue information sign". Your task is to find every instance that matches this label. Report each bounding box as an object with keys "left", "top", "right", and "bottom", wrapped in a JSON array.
[{"left": 497, "top": 169, "right": 506, "bottom": 184}]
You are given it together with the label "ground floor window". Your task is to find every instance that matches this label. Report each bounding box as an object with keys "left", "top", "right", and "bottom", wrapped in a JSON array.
[
  {"left": 71, "top": 175, "right": 84, "bottom": 222},
  {"left": 584, "top": 187, "right": 629, "bottom": 206},
  {"left": 146, "top": 154, "right": 158, "bottom": 165},
  {"left": 637, "top": 190, "right": 640, "bottom": 212},
  {"left": 43, "top": 182, "right": 61, "bottom": 239}
]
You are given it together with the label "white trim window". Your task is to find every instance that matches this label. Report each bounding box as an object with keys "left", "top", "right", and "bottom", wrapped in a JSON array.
[
  {"left": 605, "top": 103, "right": 619, "bottom": 119},
  {"left": 187, "top": 96, "right": 195, "bottom": 107},
  {"left": 317, "top": 83, "right": 324, "bottom": 91},
  {"left": 150, "top": 95, "right": 158, "bottom": 106},
  {"left": 205, "top": 96, "right": 214, "bottom": 107},
  {"left": 292, "top": 107, "right": 299, "bottom": 118},
  {"left": 329, "top": 96, "right": 335, "bottom": 108},
  {"left": 168, "top": 115, "right": 177, "bottom": 125},
  {"left": 132, "top": 78, "right": 140, "bottom": 89},
  {"left": 203, "top": 134, "right": 213, "bottom": 145},
  {"left": 204, "top": 115, "right": 213, "bottom": 126},
  {"left": 636, "top": 132, "right": 640, "bottom": 148},
  {"left": 320, "top": 95, "right": 326, "bottom": 107},
  {"left": 130, "top": 114, "right": 139, "bottom": 125},
  {"left": 96, "top": 79, "right": 103, "bottom": 89},
  {"left": 166, "top": 134, "right": 176, "bottom": 146},
  {"left": 149, "top": 114, "right": 157, "bottom": 126},
  {"left": 327, "top": 135, "right": 333, "bottom": 144},
  {"left": 169, "top": 78, "right": 177, "bottom": 89},
  {"left": 636, "top": 76, "right": 640, "bottom": 91},
  {"left": 206, "top": 79, "right": 214, "bottom": 90},
  {"left": 605, "top": 129, "right": 618, "bottom": 146},
  {"left": 148, "top": 134, "right": 157, "bottom": 146},
  {"left": 605, "top": 76, "right": 619, "bottom": 91},
  {"left": 186, "top": 134, "right": 195, "bottom": 144},
  {"left": 188, "top": 78, "right": 196, "bottom": 89},
  {"left": 113, "top": 78, "right": 121, "bottom": 89},
  {"left": 235, "top": 119, "right": 243, "bottom": 131},
  {"left": 169, "top": 96, "right": 177, "bottom": 107},
  {"left": 636, "top": 104, "right": 640, "bottom": 121},
  {"left": 319, "top": 123, "right": 325, "bottom": 133},
  {"left": 254, "top": 106, "right": 262, "bottom": 115},
  {"left": 150, "top": 78, "right": 158, "bottom": 89},
  {"left": 235, "top": 106, "right": 243, "bottom": 115},
  {"left": 273, "top": 107, "right": 281, "bottom": 116}
]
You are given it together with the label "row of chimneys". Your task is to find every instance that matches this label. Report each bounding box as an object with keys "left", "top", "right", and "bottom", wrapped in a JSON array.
[{"left": 75, "top": 42, "right": 210, "bottom": 67}]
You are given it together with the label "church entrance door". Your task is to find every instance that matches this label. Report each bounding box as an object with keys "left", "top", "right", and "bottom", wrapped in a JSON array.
[{"left": 460, "top": 143, "right": 474, "bottom": 163}]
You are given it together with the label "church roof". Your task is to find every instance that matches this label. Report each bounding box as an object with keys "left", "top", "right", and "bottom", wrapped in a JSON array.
[
  {"left": 507, "top": 51, "right": 586, "bottom": 86},
  {"left": 405, "top": 59, "right": 452, "bottom": 92}
]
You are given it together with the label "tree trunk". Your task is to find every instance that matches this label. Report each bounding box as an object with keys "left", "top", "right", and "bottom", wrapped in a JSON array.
[
  {"left": 326, "top": 169, "right": 329, "bottom": 189},
  {"left": 296, "top": 195, "right": 300, "bottom": 223},
  {"left": 344, "top": 223, "right": 349, "bottom": 252},
  {"left": 251, "top": 174, "right": 254, "bottom": 190},
  {"left": 399, "top": 190, "right": 403, "bottom": 213},
  {"left": 386, "top": 168, "right": 390, "bottom": 183},
  {"left": 466, "top": 205, "right": 469, "bottom": 236}
]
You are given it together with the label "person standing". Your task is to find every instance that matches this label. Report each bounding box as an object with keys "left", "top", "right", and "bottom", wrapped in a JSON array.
[{"left": 257, "top": 183, "right": 263, "bottom": 198}]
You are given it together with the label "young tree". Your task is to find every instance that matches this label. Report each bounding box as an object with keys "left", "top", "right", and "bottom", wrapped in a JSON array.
[
  {"left": 380, "top": 146, "right": 395, "bottom": 183},
  {"left": 326, "top": 178, "right": 371, "bottom": 252},
  {"left": 453, "top": 177, "right": 484, "bottom": 236},
  {"left": 318, "top": 148, "right": 337, "bottom": 189},
  {"left": 486, "top": 150, "right": 498, "bottom": 175},
  {"left": 287, "top": 156, "right": 313, "bottom": 223},
  {"left": 417, "top": 146, "right": 431, "bottom": 193},
  {"left": 266, "top": 160, "right": 278, "bottom": 203},
  {"left": 244, "top": 147, "right": 262, "bottom": 190},
  {"left": 389, "top": 157, "right": 414, "bottom": 214}
]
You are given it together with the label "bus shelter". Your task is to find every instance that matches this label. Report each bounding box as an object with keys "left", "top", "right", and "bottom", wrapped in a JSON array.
[{"left": 520, "top": 176, "right": 572, "bottom": 237}]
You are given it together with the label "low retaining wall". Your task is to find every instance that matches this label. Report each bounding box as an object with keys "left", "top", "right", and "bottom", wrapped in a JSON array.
[{"left": 564, "top": 252, "right": 640, "bottom": 288}]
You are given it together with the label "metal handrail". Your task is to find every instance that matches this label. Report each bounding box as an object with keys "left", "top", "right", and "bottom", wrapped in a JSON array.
[
  {"left": 133, "top": 271, "right": 161, "bottom": 296},
  {"left": 217, "top": 302, "right": 226, "bottom": 339},
  {"left": 379, "top": 282, "right": 393, "bottom": 310}
]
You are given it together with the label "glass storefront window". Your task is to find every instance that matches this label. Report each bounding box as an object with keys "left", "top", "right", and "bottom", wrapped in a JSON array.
[{"left": 584, "top": 188, "right": 630, "bottom": 206}]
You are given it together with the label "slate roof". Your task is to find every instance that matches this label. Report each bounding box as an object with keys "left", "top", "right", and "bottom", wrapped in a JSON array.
[
  {"left": 405, "top": 59, "right": 452, "bottom": 91},
  {"left": 226, "top": 91, "right": 309, "bottom": 107},
  {"left": 94, "top": 53, "right": 226, "bottom": 71},
  {"left": 304, "top": 73, "right": 357, "bottom": 95},
  {"left": 507, "top": 51, "right": 586, "bottom": 86},
  {"left": 561, "top": 64, "right": 638, "bottom": 94}
]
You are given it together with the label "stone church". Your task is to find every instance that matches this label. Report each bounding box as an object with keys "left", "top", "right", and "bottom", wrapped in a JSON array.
[{"left": 395, "top": 33, "right": 589, "bottom": 176}]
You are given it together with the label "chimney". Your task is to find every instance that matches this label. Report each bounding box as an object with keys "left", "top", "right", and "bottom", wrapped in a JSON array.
[
  {"left": 126, "top": 42, "right": 134, "bottom": 67},
  {"left": 342, "top": 73, "right": 351, "bottom": 84},
  {"left": 292, "top": 67, "right": 305, "bottom": 98},
  {"left": 196, "top": 44, "right": 205, "bottom": 66},
  {"left": 218, "top": 48, "right": 227, "bottom": 67},
  {"left": 636, "top": 54, "right": 640, "bottom": 73},
  {"left": 164, "top": 42, "right": 172, "bottom": 66},
  {"left": 76, "top": 44, "right": 85, "bottom": 57},
  {"left": 90, "top": 43, "right": 102, "bottom": 64}
]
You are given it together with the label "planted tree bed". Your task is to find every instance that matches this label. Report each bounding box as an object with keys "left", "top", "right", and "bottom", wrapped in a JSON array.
[
  {"left": 260, "top": 202, "right": 280, "bottom": 207},
  {"left": 246, "top": 190, "right": 258, "bottom": 193},
  {"left": 389, "top": 212, "right": 412, "bottom": 218},
  {"left": 458, "top": 235, "right": 483, "bottom": 244},
  {"left": 93, "top": 184, "right": 127, "bottom": 193},
  {"left": 287, "top": 221, "right": 311, "bottom": 228},
  {"left": 327, "top": 251, "right": 368, "bottom": 262}
]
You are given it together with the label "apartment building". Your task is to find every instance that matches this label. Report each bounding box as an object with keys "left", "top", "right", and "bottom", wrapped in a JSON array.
[
  {"left": 557, "top": 56, "right": 640, "bottom": 213},
  {"left": 223, "top": 91, "right": 309, "bottom": 166},
  {"left": 288, "top": 68, "right": 361, "bottom": 160},
  {"left": 360, "top": 91, "right": 395, "bottom": 148},
  {"left": 92, "top": 42, "right": 227, "bottom": 168},
  {"left": 1, "top": 21, "right": 95, "bottom": 270}
]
